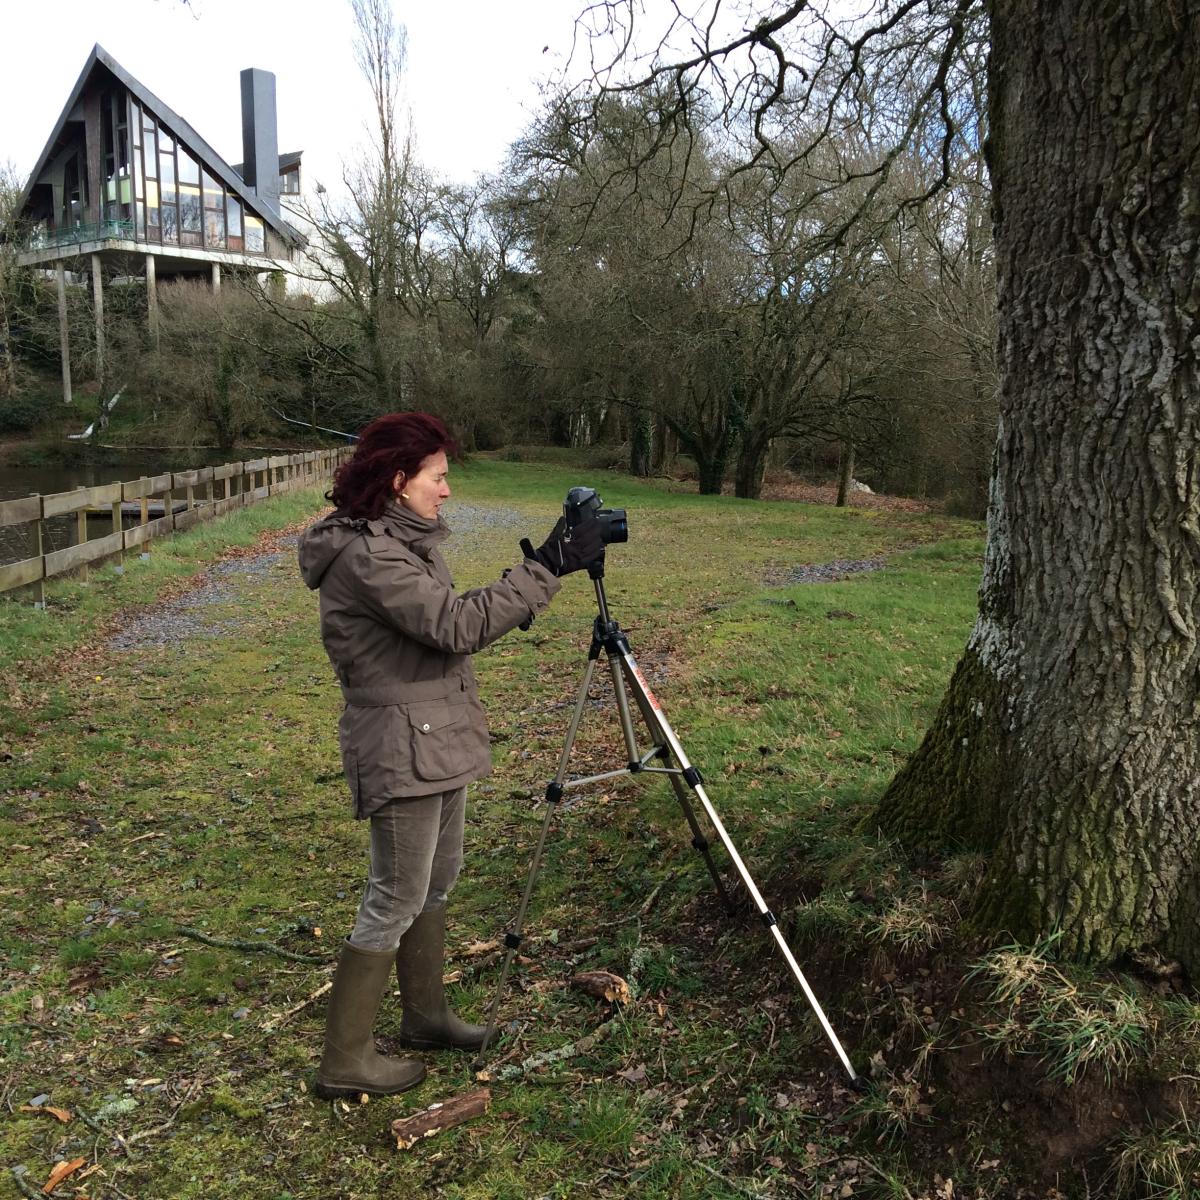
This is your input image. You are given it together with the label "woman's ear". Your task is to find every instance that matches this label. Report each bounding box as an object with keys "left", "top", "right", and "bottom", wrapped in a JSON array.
[{"left": 392, "top": 470, "right": 408, "bottom": 499}]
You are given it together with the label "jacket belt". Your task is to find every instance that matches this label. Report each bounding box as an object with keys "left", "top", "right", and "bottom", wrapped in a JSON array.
[{"left": 340, "top": 675, "right": 468, "bottom": 706}]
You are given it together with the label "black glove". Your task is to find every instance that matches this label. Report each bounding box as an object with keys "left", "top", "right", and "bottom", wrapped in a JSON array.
[{"left": 520, "top": 516, "right": 605, "bottom": 577}]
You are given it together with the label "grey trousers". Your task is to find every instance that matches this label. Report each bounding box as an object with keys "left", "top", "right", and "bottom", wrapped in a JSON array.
[{"left": 348, "top": 786, "right": 466, "bottom": 952}]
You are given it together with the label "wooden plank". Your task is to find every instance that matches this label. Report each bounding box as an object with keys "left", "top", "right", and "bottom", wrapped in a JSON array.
[
  {"left": 244, "top": 456, "right": 268, "bottom": 472},
  {"left": 0, "top": 495, "right": 42, "bottom": 527},
  {"left": 173, "top": 467, "right": 214, "bottom": 488},
  {"left": 145, "top": 472, "right": 172, "bottom": 493},
  {"left": 142, "top": 514, "right": 172, "bottom": 540},
  {"left": 268, "top": 454, "right": 289, "bottom": 469},
  {"left": 0, "top": 556, "right": 44, "bottom": 593},
  {"left": 44, "top": 529, "right": 123, "bottom": 577},
  {"left": 43, "top": 482, "right": 123, "bottom": 517},
  {"left": 124, "top": 523, "right": 152, "bottom": 549},
  {"left": 213, "top": 461, "right": 242, "bottom": 481},
  {"left": 249, "top": 485, "right": 270, "bottom": 502},
  {"left": 123, "top": 476, "right": 154, "bottom": 500},
  {"left": 175, "top": 507, "right": 200, "bottom": 532}
]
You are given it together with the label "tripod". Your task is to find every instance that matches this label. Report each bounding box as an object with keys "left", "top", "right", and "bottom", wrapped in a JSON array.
[{"left": 474, "top": 560, "right": 862, "bottom": 1088}]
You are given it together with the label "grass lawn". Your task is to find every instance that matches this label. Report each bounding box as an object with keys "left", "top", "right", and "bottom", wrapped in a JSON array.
[{"left": 2, "top": 459, "right": 1196, "bottom": 1199}]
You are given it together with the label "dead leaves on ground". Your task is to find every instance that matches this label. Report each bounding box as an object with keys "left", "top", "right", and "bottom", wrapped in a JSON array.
[{"left": 40, "top": 1157, "right": 87, "bottom": 1194}]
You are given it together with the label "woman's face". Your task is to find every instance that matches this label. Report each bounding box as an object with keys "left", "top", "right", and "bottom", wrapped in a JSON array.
[{"left": 395, "top": 450, "right": 450, "bottom": 520}]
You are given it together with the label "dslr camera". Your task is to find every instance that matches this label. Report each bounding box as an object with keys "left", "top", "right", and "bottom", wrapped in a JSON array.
[{"left": 563, "top": 486, "right": 628, "bottom": 545}]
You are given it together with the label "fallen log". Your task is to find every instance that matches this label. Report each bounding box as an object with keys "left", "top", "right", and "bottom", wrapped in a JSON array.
[
  {"left": 391, "top": 1088, "right": 491, "bottom": 1150},
  {"left": 571, "top": 970, "right": 631, "bottom": 1005}
]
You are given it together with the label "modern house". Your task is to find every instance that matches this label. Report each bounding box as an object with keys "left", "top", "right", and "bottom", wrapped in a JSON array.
[{"left": 13, "top": 44, "right": 304, "bottom": 403}]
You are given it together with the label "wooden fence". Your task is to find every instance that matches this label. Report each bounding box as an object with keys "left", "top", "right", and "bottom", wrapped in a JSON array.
[{"left": 0, "top": 447, "right": 352, "bottom": 605}]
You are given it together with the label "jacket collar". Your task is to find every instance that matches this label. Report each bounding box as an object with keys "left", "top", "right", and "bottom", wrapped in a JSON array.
[{"left": 370, "top": 501, "right": 450, "bottom": 556}]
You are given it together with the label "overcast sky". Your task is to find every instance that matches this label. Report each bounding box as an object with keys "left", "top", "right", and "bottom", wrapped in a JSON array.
[{"left": 0, "top": 0, "right": 587, "bottom": 193}]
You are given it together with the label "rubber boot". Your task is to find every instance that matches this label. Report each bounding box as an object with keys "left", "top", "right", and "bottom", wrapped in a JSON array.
[
  {"left": 396, "top": 907, "right": 487, "bottom": 1051},
  {"left": 314, "top": 940, "right": 426, "bottom": 1098}
]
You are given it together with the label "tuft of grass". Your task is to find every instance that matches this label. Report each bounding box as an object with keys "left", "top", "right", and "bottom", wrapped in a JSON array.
[
  {"left": 1111, "top": 1108, "right": 1200, "bottom": 1199},
  {"left": 972, "top": 934, "right": 1154, "bottom": 1085},
  {"left": 867, "top": 891, "right": 952, "bottom": 953}
]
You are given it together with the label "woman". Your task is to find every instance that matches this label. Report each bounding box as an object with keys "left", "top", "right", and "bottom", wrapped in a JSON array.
[{"left": 298, "top": 412, "right": 602, "bottom": 1098}]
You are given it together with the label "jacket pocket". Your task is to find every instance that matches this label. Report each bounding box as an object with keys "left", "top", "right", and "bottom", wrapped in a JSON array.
[{"left": 407, "top": 700, "right": 468, "bottom": 782}]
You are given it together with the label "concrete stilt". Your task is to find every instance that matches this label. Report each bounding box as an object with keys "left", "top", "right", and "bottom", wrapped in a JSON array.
[
  {"left": 91, "top": 252, "right": 105, "bottom": 375},
  {"left": 211, "top": 261, "right": 221, "bottom": 292},
  {"left": 146, "top": 252, "right": 159, "bottom": 347},
  {"left": 56, "top": 262, "right": 72, "bottom": 404}
]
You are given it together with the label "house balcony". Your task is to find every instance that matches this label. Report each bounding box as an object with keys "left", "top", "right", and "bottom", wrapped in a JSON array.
[{"left": 16, "top": 219, "right": 287, "bottom": 278}]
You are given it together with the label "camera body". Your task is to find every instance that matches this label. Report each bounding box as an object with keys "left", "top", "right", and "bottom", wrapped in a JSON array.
[{"left": 563, "top": 486, "right": 628, "bottom": 545}]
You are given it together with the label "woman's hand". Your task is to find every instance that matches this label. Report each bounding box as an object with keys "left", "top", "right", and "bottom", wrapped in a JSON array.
[{"left": 522, "top": 517, "right": 605, "bottom": 576}]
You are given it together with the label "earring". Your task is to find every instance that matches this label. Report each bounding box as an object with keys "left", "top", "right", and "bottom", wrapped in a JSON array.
[{"left": 400, "top": 491, "right": 410, "bottom": 499}]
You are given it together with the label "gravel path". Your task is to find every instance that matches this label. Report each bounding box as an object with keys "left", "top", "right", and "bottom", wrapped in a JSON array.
[
  {"left": 107, "top": 504, "right": 529, "bottom": 652},
  {"left": 777, "top": 557, "right": 887, "bottom": 584}
]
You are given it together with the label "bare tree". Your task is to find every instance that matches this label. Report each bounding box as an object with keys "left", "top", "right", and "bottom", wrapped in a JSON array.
[
  {"left": 251, "top": 0, "right": 443, "bottom": 420},
  {"left": 154, "top": 283, "right": 283, "bottom": 450},
  {"left": 0, "top": 161, "right": 25, "bottom": 403}
]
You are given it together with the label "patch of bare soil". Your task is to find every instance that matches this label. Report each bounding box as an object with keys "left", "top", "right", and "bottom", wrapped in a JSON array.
[{"left": 756, "top": 478, "right": 938, "bottom": 513}]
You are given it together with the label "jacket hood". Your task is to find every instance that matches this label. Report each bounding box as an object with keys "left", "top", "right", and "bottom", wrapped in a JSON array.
[
  {"left": 298, "top": 514, "right": 364, "bottom": 589},
  {"left": 297, "top": 505, "right": 450, "bottom": 589}
]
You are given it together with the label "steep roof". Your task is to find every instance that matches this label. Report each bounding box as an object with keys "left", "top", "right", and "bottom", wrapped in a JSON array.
[{"left": 19, "top": 44, "right": 302, "bottom": 246}]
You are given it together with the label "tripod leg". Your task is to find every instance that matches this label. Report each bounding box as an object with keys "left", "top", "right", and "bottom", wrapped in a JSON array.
[
  {"left": 473, "top": 656, "right": 599, "bottom": 1070},
  {"left": 615, "top": 645, "right": 863, "bottom": 1088},
  {"left": 605, "top": 651, "right": 642, "bottom": 765},
  {"left": 620, "top": 659, "right": 734, "bottom": 913}
]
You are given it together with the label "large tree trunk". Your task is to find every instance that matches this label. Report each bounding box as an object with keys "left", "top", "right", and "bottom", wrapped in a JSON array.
[
  {"left": 629, "top": 404, "right": 652, "bottom": 477},
  {"left": 835, "top": 441, "right": 854, "bottom": 508},
  {"left": 733, "top": 433, "right": 770, "bottom": 499},
  {"left": 874, "top": 2, "right": 1200, "bottom": 970},
  {"left": 652, "top": 413, "right": 676, "bottom": 474}
]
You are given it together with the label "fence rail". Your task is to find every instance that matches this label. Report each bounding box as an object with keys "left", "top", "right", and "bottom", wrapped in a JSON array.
[{"left": 0, "top": 447, "right": 352, "bottom": 605}]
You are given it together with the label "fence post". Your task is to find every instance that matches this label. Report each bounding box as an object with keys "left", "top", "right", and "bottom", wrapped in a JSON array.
[
  {"left": 32, "top": 496, "right": 45, "bottom": 608},
  {"left": 111, "top": 495, "right": 124, "bottom": 570},
  {"left": 76, "top": 492, "right": 89, "bottom": 582}
]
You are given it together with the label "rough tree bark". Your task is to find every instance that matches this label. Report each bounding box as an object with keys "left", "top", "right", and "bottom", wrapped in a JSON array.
[
  {"left": 836, "top": 441, "right": 854, "bottom": 508},
  {"left": 875, "top": 2, "right": 1200, "bottom": 970},
  {"left": 733, "top": 431, "right": 770, "bottom": 499}
]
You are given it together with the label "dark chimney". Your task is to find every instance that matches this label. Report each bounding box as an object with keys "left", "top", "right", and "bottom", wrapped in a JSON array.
[{"left": 240, "top": 67, "right": 279, "bottom": 212}]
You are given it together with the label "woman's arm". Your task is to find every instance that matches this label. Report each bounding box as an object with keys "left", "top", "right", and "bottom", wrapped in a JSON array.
[{"left": 354, "top": 541, "right": 560, "bottom": 655}]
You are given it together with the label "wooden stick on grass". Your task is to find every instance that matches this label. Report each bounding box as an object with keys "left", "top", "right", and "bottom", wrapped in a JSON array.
[{"left": 391, "top": 1089, "right": 491, "bottom": 1150}]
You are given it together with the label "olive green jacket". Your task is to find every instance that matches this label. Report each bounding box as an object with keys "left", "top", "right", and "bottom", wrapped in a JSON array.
[{"left": 298, "top": 503, "right": 559, "bottom": 817}]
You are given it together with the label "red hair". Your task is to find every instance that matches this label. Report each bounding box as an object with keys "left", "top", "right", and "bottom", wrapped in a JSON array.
[{"left": 328, "top": 412, "right": 460, "bottom": 519}]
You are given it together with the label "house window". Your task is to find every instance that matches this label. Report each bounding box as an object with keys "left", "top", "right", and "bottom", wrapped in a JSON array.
[
  {"left": 244, "top": 214, "right": 264, "bottom": 254},
  {"left": 205, "top": 209, "right": 225, "bottom": 249},
  {"left": 179, "top": 183, "right": 202, "bottom": 241},
  {"left": 178, "top": 150, "right": 200, "bottom": 186},
  {"left": 226, "top": 196, "right": 244, "bottom": 251},
  {"left": 145, "top": 181, "right": 160, "bottom": 238},
  {"left": 279, "top": 170, "right": 300, "bottom": 194}
]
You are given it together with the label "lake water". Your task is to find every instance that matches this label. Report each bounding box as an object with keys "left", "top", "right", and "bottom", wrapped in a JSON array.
[{"left": 0, "top": 449, "right": 241, "bottom": 566}]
